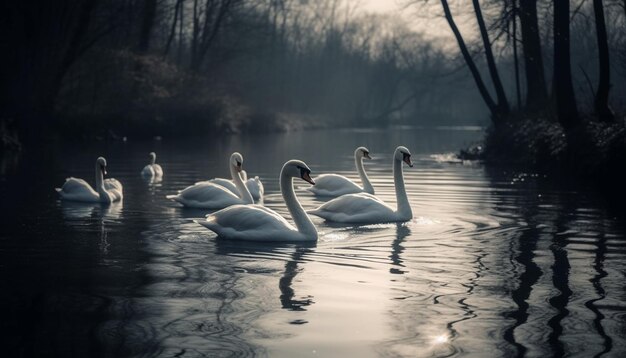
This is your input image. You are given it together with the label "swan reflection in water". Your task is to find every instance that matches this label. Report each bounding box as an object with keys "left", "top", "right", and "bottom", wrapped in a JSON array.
[
  {"left": 59, "top": 200, "right": 123, "bottom": 222},
  {"left": 59, "top": 201, "right": 123, "bottom": 254},
  {"left": 214, "top": 240, "right": 315, "bottom": 314}
]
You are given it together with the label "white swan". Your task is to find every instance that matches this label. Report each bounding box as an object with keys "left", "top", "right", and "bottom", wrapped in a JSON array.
[
  {"left": 55, "top": 157, "right": 123, "bottom": 203},
  {"left": 141, "top": 152, "right": 163, "bottom": 179},
  {"left": 307, "top": 147, "right": 373, "bottom": 197},
  {"left": 166, "top": 152, "right": 253, "bottom": 209},
  {"left": 308, "top": 146, "right": 413, "bottom": 223},
  {"left": 199, "top": 170, "right": 265, "bottom": 201},
  {"left": 196, "top": 160, "right": 317, "bottom": 242}
]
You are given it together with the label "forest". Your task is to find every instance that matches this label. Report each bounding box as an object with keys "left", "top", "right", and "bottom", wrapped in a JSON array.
[
  {"left": 1, "top": 0, "right": 625, "bottom": 186},
  {"left": 1, "top": 0, "right": 486, "bottom": 144}
]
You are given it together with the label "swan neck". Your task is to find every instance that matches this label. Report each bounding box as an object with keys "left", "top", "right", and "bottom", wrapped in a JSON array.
[
  {"left": 393, "top": 158, "right": 412, "bottom": 219},
  {"left": 95, "top": 164, "right": 110, "bottom": 202},
  {"left": 150, "top": 155, "right": 156, "bottom": 165},
  {"left": 355, "top": 155, "right": 374, "bottom": 194},
  {"left": 230, "top": 164, "right": 253, "bottom": 204},
  {"left": 281, "top": 172, "right": 317, "bottom": 239}
]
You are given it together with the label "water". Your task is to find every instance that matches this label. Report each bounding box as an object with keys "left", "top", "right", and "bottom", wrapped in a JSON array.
[{"left": 1, "top": 126, "right": 625, "bottom": 357}]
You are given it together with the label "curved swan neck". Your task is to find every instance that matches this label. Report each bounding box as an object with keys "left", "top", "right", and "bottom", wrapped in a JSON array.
[
  {"left": 150, "top": 155, "right": 156, "bottom": 165},
  {"left": 355, "top": 154, "right": 374, "bottom": 194},
  {"left": 280, "top": 171, "right": 317, "bottom": 239},
  {"left": 230, "top": 164, "right": 253, "bottom": 204},
  {"left": 95, "top": 164, "right": 110, "bottom": 202},
  {"left": 393, "top": 158, "right": 412, "bottom": 219}
]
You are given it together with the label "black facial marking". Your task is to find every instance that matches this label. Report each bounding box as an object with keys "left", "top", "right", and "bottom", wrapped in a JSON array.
[
  {"left": 297, "top": 165, "right": 310, "bottom": 178},
  {"left": 236, "top": 161, "right": 242, "bottom": 167}
]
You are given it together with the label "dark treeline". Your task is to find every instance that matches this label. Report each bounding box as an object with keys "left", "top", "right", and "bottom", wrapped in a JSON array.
[
  {"left": 428, "top": 0, "right": 626, "bottom": 125},
  {"left": 424, "top": 0, "right": 626, "bottom": 191},
  {"left": 0, "top": 0, "right": 488, "bottom": 145}
]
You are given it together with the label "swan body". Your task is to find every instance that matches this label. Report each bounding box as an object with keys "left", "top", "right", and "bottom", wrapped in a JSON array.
[
  {"left": 245, "top": 175, "right": 264, "bottom": 201},
  {"left": 308, "top": 147, "right": 374, "bottom": 197},
  {"left": 198, "top": 170, "right": 265, "bottom": 201},
  {"left": 56, "top": 157, "right": 123, "bottom": 203},
  {"left": 141, "top": 152, "right": 163, "bottom": 179},
  {"left": 196, "top": 160, "right": 317, "bottom": 242},
  {"left": 308, "top": 146, "right": 413, "bottom": 224},
  {"left": 167, "top": 152, "right": 253, "bottom": 209}
]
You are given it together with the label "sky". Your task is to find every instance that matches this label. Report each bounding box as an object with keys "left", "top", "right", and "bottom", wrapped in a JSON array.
[{"left": 358, "top": 0, "right": 468, "bottom": 42}]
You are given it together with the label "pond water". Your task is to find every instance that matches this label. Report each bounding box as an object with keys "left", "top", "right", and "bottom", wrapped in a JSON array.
[{"left": 1, "top": 126, "right": 625, "bottom": 357}]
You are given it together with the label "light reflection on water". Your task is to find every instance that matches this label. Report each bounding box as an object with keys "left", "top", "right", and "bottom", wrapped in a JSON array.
[{"left": 0, "top": 127, "right": 625, "bottom": 357}]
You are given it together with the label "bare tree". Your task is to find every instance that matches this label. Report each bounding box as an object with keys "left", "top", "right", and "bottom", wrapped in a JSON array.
[
  {"left": 190, "top": 0, "right": 241, "bottom": 71},
  {"left": 138, "top": 0, "right": 157, "bottom": 53},
  {"left": 472, "top": 0, "right": 509, "bottom": 115},
  {"left": 438, "top": 0, "right": 503, "bottom": 125},
  {"left": 592, "top": 0, "right": 615, "bottom": 121},
  {"left": 519, "top": 0, "right": 548, "bottom": 112},
  {"left": 553, "top": 0, "right": 580, "bottom": 129},
  {"left": 164, "top": 0, "right": 185, "bottom": 57}
]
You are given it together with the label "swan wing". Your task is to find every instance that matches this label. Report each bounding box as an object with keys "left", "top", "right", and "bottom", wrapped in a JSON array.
[
  {"left": 153, "top": 164, "right": 163, "bottom": 177},
  {"left": 245, "top": 177, "right": 264, "bottom": 201},
  {"left": 167, "top": 182, "right": 242, "bottom": 209},
  {"left": 307, "top": 174, "right": 362, "bottom": 196},
  {"left": 308, "top": 193, "right": 395, "bottom": 223},
  {"left": 104, "top": 178, "right": 124, "bottom": 201},
  {"left": 56, "top": 177, "right": 99, "bottom": 202},
  {"left": 207, "top": 178, "right": 239, "bottom": 196},
  {"left": 198, "top": 204, "right": 303, "bottom": 241}
]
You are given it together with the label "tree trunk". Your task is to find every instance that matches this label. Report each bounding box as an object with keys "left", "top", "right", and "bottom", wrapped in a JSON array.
[
  {"left": 439, "top": 0, "right": 502, "bottom": 125},
  {"left": 512, "top": 0, "right": 521, "bottom": 109},
  {"left": 472, "top": 0, "right": 509, "bottom": 115},
  {"left": 164, "top": 0, "right": 184, "bottom": 57},
  {"left": 138, "top": 0, "right": 157, "bottom": 53},
  {"left": 519, "top": 0, "right": 548, "bottom": 112},
  {"left": 553, "top": 0, "right": 580, "bottom": 129},
  {"left": 592, "top": 0, "right": 614, "bottom": 122}
]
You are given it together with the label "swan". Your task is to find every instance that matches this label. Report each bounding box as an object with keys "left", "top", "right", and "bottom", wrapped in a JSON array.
[
  {"left": 141, "top": 152, "right": 163, "bottom": 179},
  {"left": 55, "top": 157, "right": 123, "bottom": 203},
  {"left": 307, "top": 147, "right": 373, "bottom": 197},
  {"left": 196, "top": 160, "right": 317, "bottom": 242},
  {"left": 308, "top": 146, "right": 413, "bottom": 224},
  {"left": 166, "top": 152, "right": 253, "bottom": 209},
  {"left": 199, "top": 170, "right": 265, "bottom": 201}
]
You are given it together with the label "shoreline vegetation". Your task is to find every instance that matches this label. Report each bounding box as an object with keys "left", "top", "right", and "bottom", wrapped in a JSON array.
[
  {"left": 2, "top": 1, "right": 626, "bottom": 201},
  {"left": 444, "top": 0, "right": 626, "bottom": 201}
]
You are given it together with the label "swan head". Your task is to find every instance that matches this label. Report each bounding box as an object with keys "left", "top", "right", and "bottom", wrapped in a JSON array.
[
  {"left": 283, "top": 160, "right": 315, "bottom": 185},
  {"left": 149, "top": 152, "right": 156, "bottom": 164},
  {"left": 394, "top": 146, "right": 413, "bottom": 167},
  {"left": 96, "top": 157, "right": 108, "bottom": 175},
  {"left": 230, "top": 152, "right": 244, "bottom": 172},
  {"left": 356, "top": 147, "right": 372, "bottom": 160}
]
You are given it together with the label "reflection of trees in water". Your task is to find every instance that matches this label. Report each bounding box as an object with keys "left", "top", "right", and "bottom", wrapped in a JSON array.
[
  {"left": 487, "top": 167, "right": 616, "bottom": 357},
  {"left": 547, "top": 196, "right": 574, "bottom": 357},
  {"left": 585, "top": 218, "right": 613, "bottom": 356},
  {"left": 502, "top": 194, "right": 544, "bottom": 357}
]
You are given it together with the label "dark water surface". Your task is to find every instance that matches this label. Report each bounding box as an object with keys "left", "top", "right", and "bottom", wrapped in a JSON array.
[{"left": 1, "top": 127, "right": 625, "bottom": 357}]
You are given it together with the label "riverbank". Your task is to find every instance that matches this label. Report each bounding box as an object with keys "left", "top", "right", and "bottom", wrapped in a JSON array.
[{"left": 461, "top": 116, "right": 626, "bottom": 201}]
